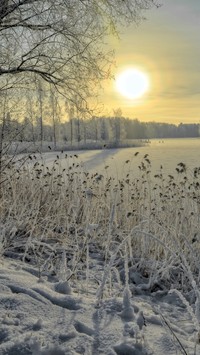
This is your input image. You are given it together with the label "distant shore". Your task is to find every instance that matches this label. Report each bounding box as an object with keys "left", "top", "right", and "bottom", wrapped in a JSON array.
[{"left": 5, "top": 140, "right": 148, "bottom": 155}]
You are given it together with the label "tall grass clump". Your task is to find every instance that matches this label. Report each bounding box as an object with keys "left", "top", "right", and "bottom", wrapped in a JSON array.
[{"left": 1, "top": 154, "right": 200, "bottom": 285}]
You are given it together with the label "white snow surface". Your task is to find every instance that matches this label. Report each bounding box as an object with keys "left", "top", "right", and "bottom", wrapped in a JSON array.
[{"left": 0, "top": 257, "right": 198, "bottom": 355}]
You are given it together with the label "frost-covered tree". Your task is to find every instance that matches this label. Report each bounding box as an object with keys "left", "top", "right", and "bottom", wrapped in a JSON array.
[{"left": 0, "top": 0, "right": 159, "bottom": 102}]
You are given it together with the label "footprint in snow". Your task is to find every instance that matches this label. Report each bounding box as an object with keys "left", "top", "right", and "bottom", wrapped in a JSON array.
[
  {"left": 113, "top": 342, "right": 148, "bottom": 355},
  {"left": 74, "top": 320, "right": 94, "bottom": 337}
]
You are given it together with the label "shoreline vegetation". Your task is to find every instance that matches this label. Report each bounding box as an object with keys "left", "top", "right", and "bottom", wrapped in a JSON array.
[
  {"left": 4, "top": 136, "right": 200, "bottom": 155},
  {"left": 1, "top": 116, "right": 200, "bottom": 156},
  {"left": 5, "top": 139, "right": 148, "bottom": 155},
  {"left": 2, "top": 137, "right": 200, "bottom": 156},
  {"left": 1, "top": 151, "right": 200, "bottom": 353}
]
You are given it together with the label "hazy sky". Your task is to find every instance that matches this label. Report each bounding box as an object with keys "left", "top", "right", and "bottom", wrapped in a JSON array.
[{"left": 101, "top": 0, "right": 200, "bottom": 123}]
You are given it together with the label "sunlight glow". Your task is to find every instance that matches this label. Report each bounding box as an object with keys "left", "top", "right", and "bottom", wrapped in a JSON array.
[{"left": 115, "top": 68, "right": 150, "bottom": 100}]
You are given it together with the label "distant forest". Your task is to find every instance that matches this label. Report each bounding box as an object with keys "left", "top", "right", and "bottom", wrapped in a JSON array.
[{"left": 2, "top": 113, "right": 200, "bottom": 148}]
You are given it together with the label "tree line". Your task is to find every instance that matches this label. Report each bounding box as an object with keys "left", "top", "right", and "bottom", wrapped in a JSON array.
[{"left": 2, "top": 110, "right": 200, "bottom": 150}]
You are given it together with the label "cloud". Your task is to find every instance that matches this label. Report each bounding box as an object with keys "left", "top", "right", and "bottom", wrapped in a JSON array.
[{"left": 157, "top": 86, "right": 200, "bottom": 99}]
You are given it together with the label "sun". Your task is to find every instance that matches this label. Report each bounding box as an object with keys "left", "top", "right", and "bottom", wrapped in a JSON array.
[{"left": 115, "top": 68, "right": 150, "bottom": 100}]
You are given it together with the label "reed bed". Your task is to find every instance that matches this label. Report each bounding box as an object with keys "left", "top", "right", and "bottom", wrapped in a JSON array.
[
  {"left": 1, "top": 153, "right": 200, "bottom": 300},
  {"left": 1, "top": 152, "right": 200, "bottom": 352}
]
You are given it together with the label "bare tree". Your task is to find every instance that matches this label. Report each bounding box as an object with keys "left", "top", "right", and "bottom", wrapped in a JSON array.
[
  {"left": 37, "top": 80, "right": 44, "bottom": 150},
  {"left": 25, "top": 90, "right": 37, "bottom": 145},
  {"left": 0, "top": 87, "right": 26, "bottom": 187},
  {"left": 0, "top": 0, "right": 160, "bottom": 103},
  {"left": 49, "top": 86, "right": 61, "bottom": 149}
]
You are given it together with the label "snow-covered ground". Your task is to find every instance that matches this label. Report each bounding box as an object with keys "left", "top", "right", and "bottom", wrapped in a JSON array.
[{"left": 0, "top": 254, "right": 198, "bottom": 355}]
